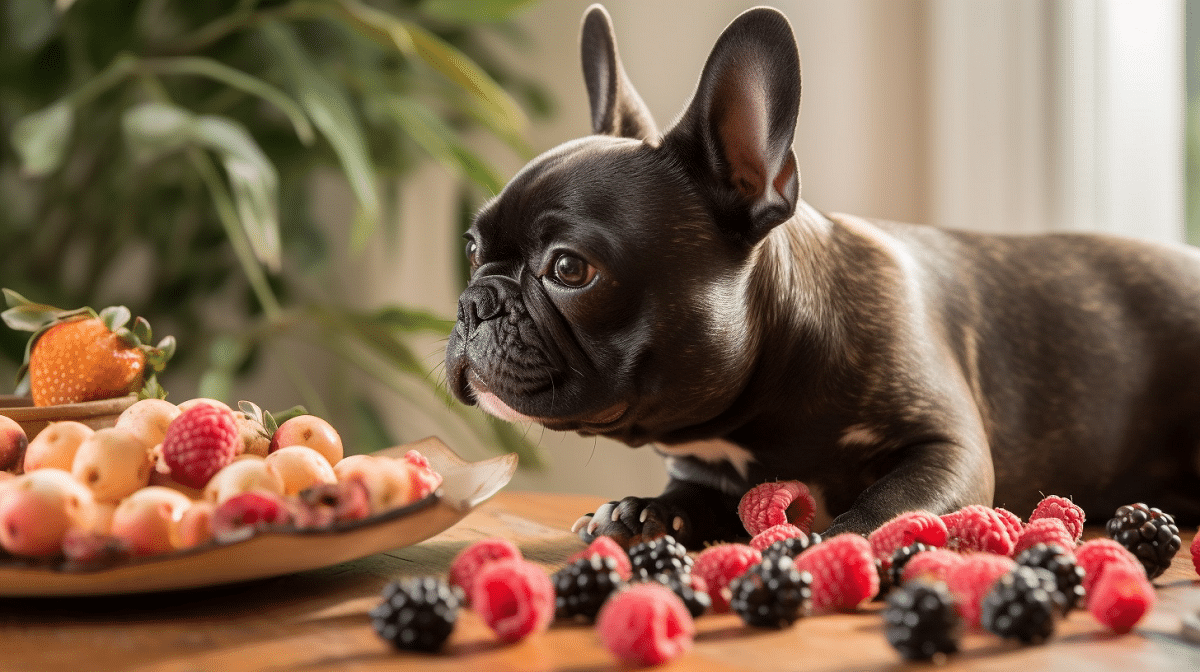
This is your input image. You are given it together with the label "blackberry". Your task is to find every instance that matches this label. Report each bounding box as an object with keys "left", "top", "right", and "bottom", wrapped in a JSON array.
[
  {"left": 628, "top": 535, "right": 693, "bottom": 579},
  {"left": 980, "top": 566, "right": 1058, "bottom": 644},
  {"left": 873, "top": 556, "right": 892, "bottom": 601},
  {"left": 728, "top": 555, "right": 812, "bottom": 628},
  {"left": 638, "top": 571, "right": 712, "bottom": 618},
  {"left": 370, "top": 576, "right": 460, "bottom": 652},
  {"left": 1105, "top": 503, "right": 1182, "bottom": 579},
  {"left": 889, "top": 542, "right": 933, "bottom": 587},
  {"left": 882, "top": 580, "right": 962, "bottom": 661},
  {"left": 1014, "top": 543, "right": 1086, "bottom": 613},
  {"left": 552, "top": 555, "right": 625, "bottom": 622},
  {"left": 761, "top": 532, "right": 822, "bottom": 562}
]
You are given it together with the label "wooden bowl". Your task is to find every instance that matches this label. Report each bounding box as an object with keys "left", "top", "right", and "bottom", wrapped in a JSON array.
[{"left": 0, "top": 394, "right": 137, "bottom": 440}]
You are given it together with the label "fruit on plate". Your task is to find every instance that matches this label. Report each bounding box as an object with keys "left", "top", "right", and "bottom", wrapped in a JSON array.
[
  {"left": 269, "top": 414, "right": 344, "bottom": 466},
  {"left": 109, "top": 486, "right": 193, "bottom": 556},
  {"left": 203, "top": 456, "right": 285, "bottom": 505},
  {"left": 115, "top": 399, "right": 181, "bottom": 449},
  {"left": 24, "top": 421, "right": 93, "bottom": 472},
  {"left": 71, "top": 427, "right": 155, "bottom": 503},
  {"left": 0, "top": 469, "right": 97, "bottom": 557},
  {"left": 1, "top": 290, "right": 175, "bottom": 406},
  {"left": 0, "top": 416, "right": 27, "bottom": 472},
  {"left": 160, "top": 403, "right": 239, "bottom": 489},
  {"left": 264, "top": 446, "right": 338, "bottom": 495}
]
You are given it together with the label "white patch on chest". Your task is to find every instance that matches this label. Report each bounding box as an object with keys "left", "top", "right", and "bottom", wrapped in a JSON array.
[
  {"left": 838, "top": 423, "right": 883, "bottom": 448},
  {"left": 654, "top": 439, "right": 757, "bottom": 480}
]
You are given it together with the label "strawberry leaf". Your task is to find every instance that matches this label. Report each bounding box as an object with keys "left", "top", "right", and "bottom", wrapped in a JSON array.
[
  {"left": 270, "top": 405, "right": 308, "bottom": 427},
  {"left": 98, "top": 305, "right": 131, "bottom": 332},
  {"left": 2, "top": 288, "right": 35, "bottom": 309},
  {"left": 132, "top": 316, "right": 152, "bottom": 344},
  {"left": 115, "top": 327, "right": 141, "bottom": 349},
  {"left": 139, "top": 374, "right": 168, "bottom": 400},
  {"left": 147, "top": 335, "right": 177, "bottom": 371}
]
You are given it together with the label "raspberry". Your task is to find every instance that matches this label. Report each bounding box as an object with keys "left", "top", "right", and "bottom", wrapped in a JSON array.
[
  {"left": 883, "top": 580, "right": 962, "bottom": 660},
  {"left": 868, "top": 510, "right": 948, "bottom": 565},
  {"left": 60, "top": 528, "right": 133, "bottom": 568},
  {"left": 161, "top": 403, "right": 239, "bottom": 489},
  {"left": 637, "top": 572, "right": 712, "bottom": 618},
  {"left": 1013, "top": 517, "right": 1075, "bottom": 557},
  {"left": 1015, "top": 543, "right": 1086, "bottom": 613},
  {"left": 628, "top": 534, "right": 693, "bottom": 579},
  {"left": 211, "top": 491, "right": 292, "bottom": 541},
  {"left": 692, "top": 543, "right": 762, "bottom": 613},
  {"left": 566, "top": 535, "right": 632, "bottom": 580},
  {"left": 994, "top": 507, "right": 1024, "bottom": 544},
  {"left": 552, "top": 555, "right": 625, "bottom": 622},
  {"left": 901, "top": 548, "right": 965, "bottom": 584},
  {"left": 1105, "top": 503, "right": 1182, "bottom": 579},
  {"left": 1075, "top": 538, "right": 1146, "bottom": 599},
  {"left": 729, "top": 555, "right": 813, "bottom": 628},
  {"left": 473, "top": 558, "right": 554, "bottom": 643},
  {"left": 1030, "top": 495, "right": 1085, "bottom": 543},
  {"left": 943, "top": 553, "right": 1016, "bottom": 628},
  {"left": 941, "top": 505, "right": 1017, "bottom": 556},
  {"left": 596, "top": 583, "right": 694, "bottom": 666},
  {"left": 980, "top": 566, "right": 1059, "bottom": 644},
  {"left": 1192, "top": 531, "right": 1200, "bottom": 576},
  {"left": 750, "top": 523, "right": 807, "bottom": 552},
  {"left": 794, "top": 533, "right": 879, "bottom": 613},
  {"left": 737, "top": 480, "right": 816, "bottom": 535},
  {"left": 401, "top": 449, "right": 442, "bottom": 499},
  {"left": 448, "top": 537, "right": 522, "bottom": 605},
  {"left": 371, "top": 576, "right": 460, "bottom": 652},
  {"left": 1088, "top": 562, "right": 1156, "bottom": 633},
  {"left": 293, "top": 478, "right": 371, "bottom": 528}
]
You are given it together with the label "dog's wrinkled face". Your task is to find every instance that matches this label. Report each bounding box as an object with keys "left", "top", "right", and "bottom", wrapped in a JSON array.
[{"left": 445, "top": 136, "right": 753, "bottom": 445}]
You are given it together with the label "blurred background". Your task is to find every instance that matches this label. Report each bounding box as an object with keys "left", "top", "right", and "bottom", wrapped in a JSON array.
[{"left": 0, "top": 0, "right": 1194, "bottom": 500}]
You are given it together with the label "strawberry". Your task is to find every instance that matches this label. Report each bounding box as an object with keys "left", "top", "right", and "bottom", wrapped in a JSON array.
[
  {"left": 161, "top": 403, "right": 239, "bottom": 489},
  {"left": 1, "top": 289, "right": 174, "bottom": 406}
]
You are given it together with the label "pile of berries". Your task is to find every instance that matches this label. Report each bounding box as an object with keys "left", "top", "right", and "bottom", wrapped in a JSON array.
[
  {"left": 370, "top": 484, "right": 1191, "bottom": 666},
  {"left": 0, "top": 398, "right": 441, "bottom": 564}
]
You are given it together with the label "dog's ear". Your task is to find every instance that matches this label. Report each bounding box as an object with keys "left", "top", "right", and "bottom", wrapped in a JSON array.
[
  {"left": 664, "top": 8, "right": 801, "bottom": 245},
  {"left": 580, "top": 5, "right": 658, "bottom": 141}
]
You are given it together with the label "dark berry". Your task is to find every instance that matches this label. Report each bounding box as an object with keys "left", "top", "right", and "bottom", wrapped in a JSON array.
[
  {"left": 370, "top": 576, "right": 460, "bottom": 652},
  {"left": 889, "top": 542, "right": 933, "bottom": 587},
  {"left": 1014, "top": 543, "right": 1086, "bottom": 613},
  {"left": 980, "top": 566, "right": 1058, "bottom": 644},
  {"left": 883, "top": 580, "right": 962, "bottom": 661},
  {"left": 873, "top": 556, "right": 892, "bottom": 601},
  {"left": 1105, "top": 503, "right": 1182, "bottom": 579},
  {"left": 729, "top": 555, "right": 812, "bottom": 628},
  {"left": 552, "top": 555, "right": 625, "bottom": 622},
  {"left": 638, "top": 571, "right": 712, "bottom": 618},
  {"left": 762, "top": 532, "right": 822, "bottom": 562},
  {"left": 628, "top": 535, "right": 693, "bottom": 579}
]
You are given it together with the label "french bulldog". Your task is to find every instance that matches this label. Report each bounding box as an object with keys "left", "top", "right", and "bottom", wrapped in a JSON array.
[{"left": 444, "top": 4, "right": 1200, "bottom": 548}]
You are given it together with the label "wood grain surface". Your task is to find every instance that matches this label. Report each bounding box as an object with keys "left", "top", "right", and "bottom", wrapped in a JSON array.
[{"left": 0, "top": 491, "right": 1197, "bottom": 672}]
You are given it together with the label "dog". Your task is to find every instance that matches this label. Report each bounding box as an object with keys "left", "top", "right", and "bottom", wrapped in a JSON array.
[{"left": 444, "top": 4, "right": 1200, "bottom": 548}]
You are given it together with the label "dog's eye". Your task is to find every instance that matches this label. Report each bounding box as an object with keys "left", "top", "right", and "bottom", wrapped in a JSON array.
[
  {"left": 552, "top": 254, "right": 595, "bottom": 287},
  {"left": 465, "top": 239, "right": 479, "bottom": 268}
]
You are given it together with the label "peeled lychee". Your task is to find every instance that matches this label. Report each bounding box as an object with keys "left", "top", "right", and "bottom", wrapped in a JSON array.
[
  {"left": 0, "top": 415, "right": 27, "bottom": 472},
  {"left": 109, "top": 486, "right": 193, "bottom": 556},
  {"left": 115, "top": 398, "right": 180, "bottom": 449},
  {"left": 203, "top": 457, "right": 285, "bottom": 505},
  {"left": 0, "top": 469, "right": 97, "bottom": 557},
  {"left": 333, "top": 454, "right": 413, "bottom": 512},
  {"left": 265, "top": 445, "right": 337, "bottom": 495},
  {"left": 71, "top": 427, "right": 154, "bottom": 503},
  {"left": 174, "top": 500, "right": 217, "bottom": 549},
  {"left": 24, "top": 420, "right": 93, "bottom": 472},
  {"left": 269, "top": 415, "right": 343, "bottom": 466}
]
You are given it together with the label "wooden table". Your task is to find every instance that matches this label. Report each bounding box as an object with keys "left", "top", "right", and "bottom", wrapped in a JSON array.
[{"left": 1, "top": 491, "right": 1197, "bottom": 671}]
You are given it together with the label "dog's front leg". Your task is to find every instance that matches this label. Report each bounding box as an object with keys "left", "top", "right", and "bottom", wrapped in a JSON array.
[
  {"left": 573, "top": 474, "right": 745, "bottom": 550},
  {"left": 822, "top": 440, "right": 993, "bottom": 538}
]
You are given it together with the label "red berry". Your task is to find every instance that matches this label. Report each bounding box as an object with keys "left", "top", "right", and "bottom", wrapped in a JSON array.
[
  {"left": 293, "top": 478, "right": 371, "bottom": 528},
  {"left": 1029, "top": 495, "right": 1085, "bottom": 543},
  {"left": 449, "top": 537, "right": 522, "bottom": 605},
  {"left": 901, "top": 548, "right": 966, "bottom": 584},
  {"left": 749, "top": 523, "right": 807, "bottom": 552},
  {"left": 1088, "top": 563, "right": 1155, "bottom": 633},
  {"left": 161, "top": 404, "right": 239, "bottom": 489},
  {"left": 211, "top": 491, "right": 291, "bottom": 539},
  {"left": 566, "top": 535, "right": 632, "bottom": 580},
  {"left": 473, "top": 558, "right": 554, "bottom": 642},
  {"left": 868, "top": 510, "right": 948, "bottom": 565},
  {"left": 794, "top": 533, "right": 879, "bottom": 612},
  {"left": 596, "top": 583, "right": 695, "bottom": 666},
  {"left": 692, "top": 543, "right": 762, "bottom": 613},
  {"left": 1075, "top": 538, "right": 1145, "bottom": 599},
  {"left": 1191, "top": 530, "right": 1200, "bottom": 576},
  {"left": 737, "top": 481, "right": 815, "bottom": 536},
  {"left": 944, "top": 553, "right": 1016, "bottom": 628},
  {"left": 1013, "top": 517, "right": 1075, "bottom": 557},
  {"left": 941, "top": 505, "right": 1017, "bottom": 555},
  {"left": 401, "top": 449, "right": 442, "bottom": 499}
]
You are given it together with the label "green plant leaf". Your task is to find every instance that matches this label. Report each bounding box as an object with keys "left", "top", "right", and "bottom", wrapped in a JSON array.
[
  {"left": 121, "top": 102, "right": 197, "bottom": 164},
  {"left": 371, "top": 306, "right": 453, "bottom": 333},
  {"left": 420, "top": 0, "right": 536, "bottom": 23},
  {"left": 132, "top": 316, "right": 152, "bottom": 344},
  {"left": 98, "top": 305, "right": 132, "bottom": 332},
  {"left": 12, "top": 101, "right": 74, "bottom": 176},
  {"left": 147, "top": 56, "right": 316, "bottom": 145},
  {"left": 195, "top": 115, "right": 282, "bottom": 272},
  {"left": 383, "top": 96, "right": 505, "bottom": 194},
  {"left": 261, "top": 21, "right": 380, "bottom": 251}
]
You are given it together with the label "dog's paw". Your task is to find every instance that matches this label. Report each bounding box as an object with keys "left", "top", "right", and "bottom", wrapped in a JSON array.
[{"left": 572, "top": 497, "right": 688, "bottom": 548}]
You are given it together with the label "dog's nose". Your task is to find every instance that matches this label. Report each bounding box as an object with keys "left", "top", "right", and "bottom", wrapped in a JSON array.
[{"left": 457, "top": 284, "right": 502, "bottom": 334}]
